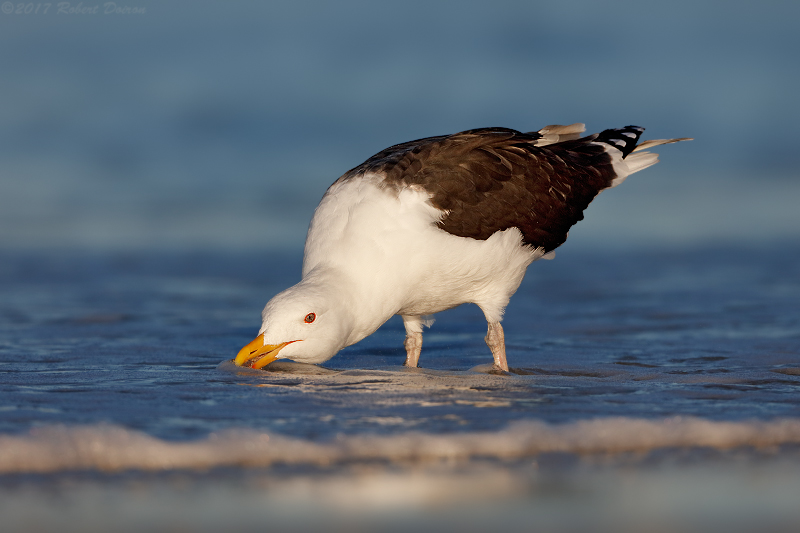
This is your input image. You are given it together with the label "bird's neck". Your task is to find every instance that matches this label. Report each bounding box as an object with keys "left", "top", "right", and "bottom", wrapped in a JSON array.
[{"left": 300, "top": 265, "right": 396, "bottom": 348}]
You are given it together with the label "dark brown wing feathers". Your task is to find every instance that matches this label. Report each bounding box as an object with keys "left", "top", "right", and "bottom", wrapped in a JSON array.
[{"left": 337, "top": 127, "right": 628, "bottom": 253}]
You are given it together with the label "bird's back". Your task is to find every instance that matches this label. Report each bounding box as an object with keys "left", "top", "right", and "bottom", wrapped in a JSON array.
[{"left": 334, "top": 125, "right": 665, "bottom": 253}]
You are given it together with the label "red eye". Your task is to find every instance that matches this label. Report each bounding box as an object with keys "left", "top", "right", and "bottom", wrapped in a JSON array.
[{"left": 304, "top": 313, "right": 316, "bottom": 324}]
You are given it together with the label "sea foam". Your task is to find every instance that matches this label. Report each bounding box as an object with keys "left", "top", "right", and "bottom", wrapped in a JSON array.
[{"left": 3, "top": 416, "right": 800, "bottom": 474}]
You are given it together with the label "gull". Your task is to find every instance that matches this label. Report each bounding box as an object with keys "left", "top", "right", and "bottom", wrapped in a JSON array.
[{"left": 235, "top": 124, "right": 689, "bottom": 371}]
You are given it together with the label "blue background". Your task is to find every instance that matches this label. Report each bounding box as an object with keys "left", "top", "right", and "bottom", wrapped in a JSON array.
[{"left": 2, "top": 0, "right": 798, "bottom": 252}]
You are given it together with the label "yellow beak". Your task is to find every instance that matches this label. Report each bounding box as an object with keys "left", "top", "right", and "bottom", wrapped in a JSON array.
[{"left": 234, "top": 334, "right": 294, "bottom": 369}]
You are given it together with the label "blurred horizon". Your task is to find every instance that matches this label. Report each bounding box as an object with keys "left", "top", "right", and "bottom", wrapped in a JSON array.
[{"left": 1, "top": 0, "right": 798, "bottom": 251}]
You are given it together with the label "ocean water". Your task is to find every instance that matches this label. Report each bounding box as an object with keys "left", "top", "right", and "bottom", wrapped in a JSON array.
[{"left": 1, "top": 244, "right": 799, "bottom": 531}]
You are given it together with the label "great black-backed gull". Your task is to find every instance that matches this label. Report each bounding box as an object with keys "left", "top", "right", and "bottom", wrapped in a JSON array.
[{"left": 235, "top": 124, "right": 689, "bottom": 372}]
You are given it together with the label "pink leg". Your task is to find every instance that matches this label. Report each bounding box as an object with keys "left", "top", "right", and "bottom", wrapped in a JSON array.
[
  {"left": 485, "top": 322, "right": 509, "bottom": 372},
  {"left": 402, "top": 315, "right": 425, "bottom": 367},
  {"left": 404, "top": 331, "right": 422, "bottom": 367}
]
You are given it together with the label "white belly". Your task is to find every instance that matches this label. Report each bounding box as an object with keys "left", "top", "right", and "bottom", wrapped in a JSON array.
[{"left": 302, "top": 175, "right": 544, "bottom": 329}]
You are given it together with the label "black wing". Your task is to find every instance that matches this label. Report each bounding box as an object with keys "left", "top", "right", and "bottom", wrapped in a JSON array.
[{"left": 337, "top": 126, "right": 642, "bottom": 253}]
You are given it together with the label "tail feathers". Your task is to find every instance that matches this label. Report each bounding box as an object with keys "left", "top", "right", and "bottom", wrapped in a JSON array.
[
  {"left": 601, "top": 129, "right": 692, "bottom": 188},
  {"left": 622, "top": 136, "right": 693, "bottom": 178},
  {"left": 632, "top": 137, "right": 693, "bottom": 153},
  {"left": 539, "top": 124, "right": 691, "bottom": 189},
  {"left": 595, "top": 126, "right": 645, "bottom": 157},
  {"left": 534, "top": 123, "right": 586, "bottom": 146},
  {"left": 621, "top": 151, "right": 661, "bottom": 178}
]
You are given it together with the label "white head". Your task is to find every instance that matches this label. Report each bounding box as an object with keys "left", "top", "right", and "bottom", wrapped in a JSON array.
[{"left": 234, "top": 275, "right": 355, "bottom": 369}]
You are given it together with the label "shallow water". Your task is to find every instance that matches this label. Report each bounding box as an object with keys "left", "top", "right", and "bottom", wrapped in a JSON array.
[{"left": 1, "top": 244, "right": 799, "bottom": 530}]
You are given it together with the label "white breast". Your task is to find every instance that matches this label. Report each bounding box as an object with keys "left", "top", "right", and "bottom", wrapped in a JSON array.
[{"left": 301, "top": 175, "right": 544, "bottom": 331}]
